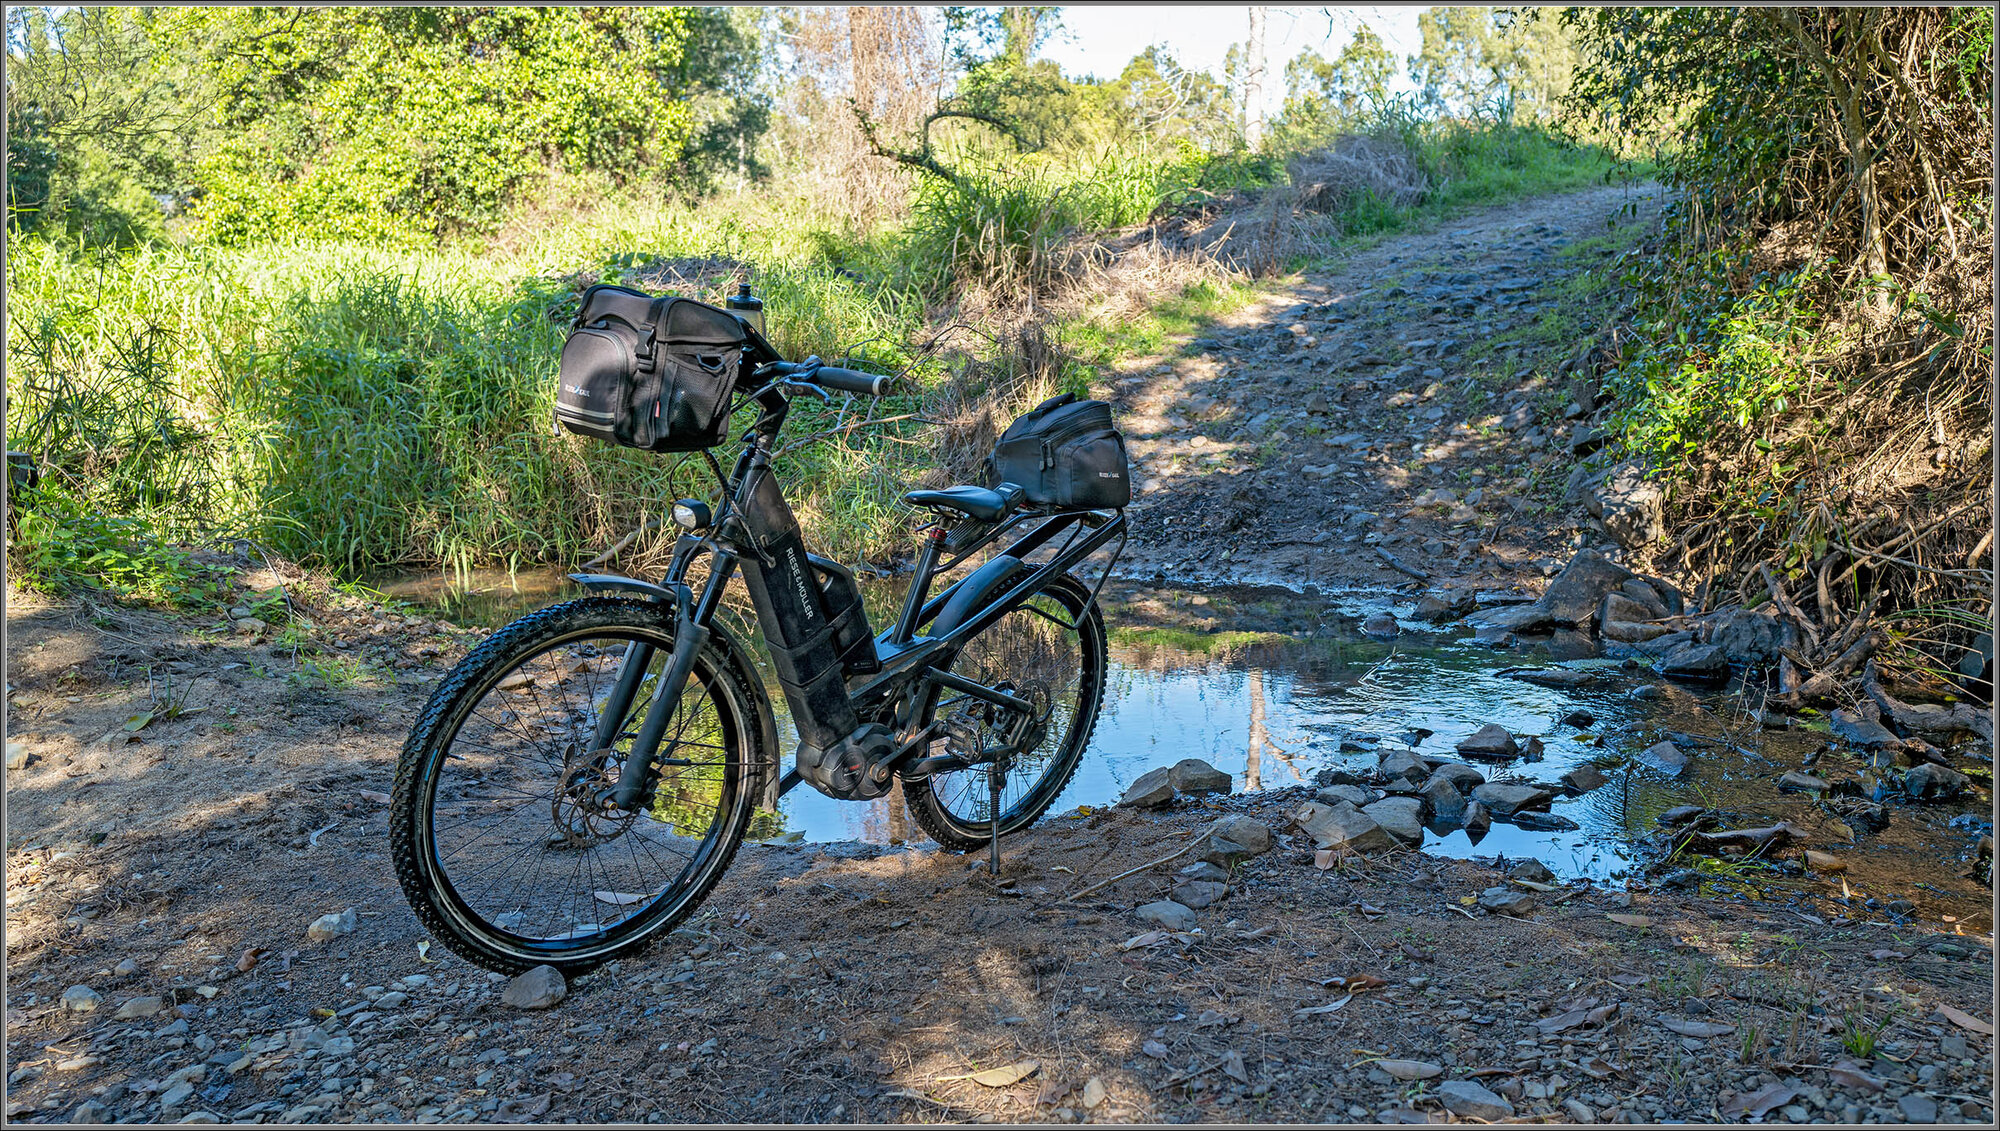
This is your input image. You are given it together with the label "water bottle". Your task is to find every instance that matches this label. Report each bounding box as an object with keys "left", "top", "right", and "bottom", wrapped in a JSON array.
[{"left": 726, "top": 282, "right": 764, "bottom": 336}]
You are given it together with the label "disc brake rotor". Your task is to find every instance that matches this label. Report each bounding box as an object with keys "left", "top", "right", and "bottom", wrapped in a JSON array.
[{"left": 551, "top": 745, "right": 636, "bottom": 848}]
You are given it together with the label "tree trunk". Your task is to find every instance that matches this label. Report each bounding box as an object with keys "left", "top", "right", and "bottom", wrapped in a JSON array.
[{"left": 1245, "top": 7, "right": 1267, "bottom": 150}]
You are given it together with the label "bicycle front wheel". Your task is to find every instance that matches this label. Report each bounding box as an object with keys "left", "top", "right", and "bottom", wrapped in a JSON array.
[
  {"left": 904, "top": 570, "right": 1107, "bottom": 850},
  {"left": 391, "top": 597, "right": 766, "bottom": 974}
]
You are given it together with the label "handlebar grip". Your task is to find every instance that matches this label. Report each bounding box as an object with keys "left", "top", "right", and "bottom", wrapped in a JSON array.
[{"left": 811, "top": 366, "right": 891, "bottom": 396}]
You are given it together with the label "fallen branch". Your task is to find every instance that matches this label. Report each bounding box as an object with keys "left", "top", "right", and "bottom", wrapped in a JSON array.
[
  {"left": 1374, "top": 546, "right": 1430, "bottom": 581},
  {"left": 582, "top": 518, "right": 663, "bottom": 569},
  {"left": 1863, "top": 659, "right": 1993, "bottom": 743},
  {"left": 1770, "top": 629, "right": 1881, "bottom": 710},
  {"left": 1061, "top": 831, "right": 1212, "bottom": 904}
]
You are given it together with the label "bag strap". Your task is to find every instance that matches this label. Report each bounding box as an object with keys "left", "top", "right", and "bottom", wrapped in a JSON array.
[{"left": 635, "top": 296, "right": 674, "bottom": 372}]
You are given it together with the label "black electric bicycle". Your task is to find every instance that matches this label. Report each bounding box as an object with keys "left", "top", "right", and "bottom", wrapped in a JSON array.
[{"left": 390, "top": 312, "right": 1127, "bottom": 975}]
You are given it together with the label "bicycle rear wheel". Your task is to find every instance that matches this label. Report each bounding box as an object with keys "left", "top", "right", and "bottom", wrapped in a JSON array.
[
  {"left": 903, "top": 571, "right": 1107, "bottom": 850},
  {"left": 391, "top": 597, "right": 767, "bottom": 974}
]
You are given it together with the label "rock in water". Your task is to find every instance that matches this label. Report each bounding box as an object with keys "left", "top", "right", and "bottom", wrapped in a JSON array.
[
  {"left": 306, "top": 907, "right": 358, "bottom": 942},
  {"left": 1455, "top": 724, "right": 1519, "bottom": 760},
  {"left": 1438, "top": 1079, "right": 1516, "bottom": 1121},
  {"left": 1511, "top": 810, "right": 1579, "bottom": 831},
  {"left": 1362, "top": 797, "right": 1424, "bottom": 846},
  {"left": 1377, "top": 749, "right": 1429, "bottom": 790},
  {"left": 1538, "top": 550, "right": 1639, "bottom": 628},
  {"left": 1637, "top": 740, "right": 1690, "bottom": 776},
  {"left": 502, "top": 965, "right": 568, "bottom": 1010},
  {"left": 1120, "top": 767, "right": 1176, "bottom": 808},
  {"left": 1469, "top": 783, "right": 1552, "bottom": 817},
  {"left": 1905, "top": 762, "right": 1970, "bottom": 802},
  {"left": 1134, "top": 900, "right": 1197, "bottom": 931},
  {"left": 1424, "top": 762, "right": 1485, "bottom": 792},
  {"left": 1561, "top": 764, "right": 1608, "bottom": 793},
  {"left": 1462, "top": 800, "right": 1493, "bottom": 843},
  {"left": 1420, "top": 776, "right": 1467, "bottom": 829},
  {"left": 1657, "top": 642, "right": 1730, "bottom": 682},
  {"left": 1291, "top": 800, "right": 1397, "bottom": 855},
  {"left": 1316, "top": 784, "right": 1375, "bottom": 807},
  {"left": 1167, "top": 758, "right": 1233, "bottom": 796}
]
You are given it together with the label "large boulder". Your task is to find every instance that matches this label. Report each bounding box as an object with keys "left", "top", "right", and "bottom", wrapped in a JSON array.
[
  {"left": 1424, "top": 762, "right": 1486, "bottom": 793},
  {"left": 1470, "top": 782, "right": 1553, "bottom": 817},
  {"left": 1905, "top": 762, "right": 1970, "bottom": 802},
  {"left": 1657, "top": 641, "right": 1730, "bottom": 682},
  {"left": 1585, "top": 461, "right": 1666, "bottom": 549},
  {"left": 1420, "top": 776, "right": 1468, "bottom": 830},
  {"left": 1708, "top": 607, "right": 1790, "bottom": 667},
  {"left": 1120, "top": 767, "right": 1176, "bottom": 808},
  {"left": 1363, "top": 797, "right": 1425, "bottom": 846},
  {"left": 1168, "top": 758, "right": 1234, "bottom": 796},
  {"left": 1456, "top": 724, "right": 1520, "bottom": 761},
  {"left": 1291, "top": 800, "right": 1398, "bottom": 855},
  {"left": 1538, "top": 551, "right": 1639, "bottom": 629}
]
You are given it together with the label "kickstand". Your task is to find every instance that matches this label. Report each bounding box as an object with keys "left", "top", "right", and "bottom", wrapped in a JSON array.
[{"left": 987, "top": 754, "right": 1007, "bottom": 876}]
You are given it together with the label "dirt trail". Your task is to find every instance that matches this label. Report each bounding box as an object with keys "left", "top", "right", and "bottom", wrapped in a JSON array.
[
  {"left": 4, "top": 188, "right": 1994, "bottom": 1126},
  {"left": 1109, "top": 182, "right": 1663, "bottom": 592}
]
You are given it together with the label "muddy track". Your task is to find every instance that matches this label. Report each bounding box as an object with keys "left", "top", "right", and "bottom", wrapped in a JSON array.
[
  {"left": 5, "top": 187, "right": 1994, "bottom": 1127},
  {"left": 1108, "top": 182, "right": 1664, "bottom": 592}
]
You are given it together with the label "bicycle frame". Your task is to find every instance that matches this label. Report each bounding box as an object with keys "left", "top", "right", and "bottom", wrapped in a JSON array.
[{"left": 583, "top": 375, "right": 1126, "bottom": 812}]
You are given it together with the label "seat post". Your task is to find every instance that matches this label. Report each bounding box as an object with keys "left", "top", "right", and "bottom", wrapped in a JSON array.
[{"left": 889, "top": 522, "right": 947, "bottom": 645}]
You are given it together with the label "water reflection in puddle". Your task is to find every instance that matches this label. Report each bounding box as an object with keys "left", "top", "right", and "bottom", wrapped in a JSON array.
[{"left": 371, "top": 568, "right": 1990, "bottom": 921}]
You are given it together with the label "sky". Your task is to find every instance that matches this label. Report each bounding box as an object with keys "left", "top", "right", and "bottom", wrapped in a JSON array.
[{"left": 1042, "top": 4, "right": 1428, "bottom": 111}]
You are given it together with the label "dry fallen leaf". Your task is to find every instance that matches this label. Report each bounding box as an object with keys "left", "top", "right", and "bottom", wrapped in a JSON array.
[
  {"left": 1606, "top": 913, "right": 1653, "bottom": 928},
  {"left": 1575, "top": 1056, "right": 1621, "bottom": 1079},
  {"left": 1121, "top": 931, "right": 1167, "bottom": 951},
  {"left": 1035, "top": 1079, "right": 1071, "bottom": 1106},
  {"left": 938, "top": 1059, "right": 1040, "bottom": 1087},
  {"left": 235, "top": 946, "right": 266, "bottom": 973},
  {"left": 494, "top": 1093, "right": 552, "bottom": 1123},
  {"left": 1538, "top": 1002, "right": 1618, "bottom": 1033},
  {"left": 593, "top": 891, "right": 650, "bottom": 906},
  {"left": 358, "top": 789, "right": 392, "bottom": 805},
  {"left": 1141, "top": 1040, "right": 1170, "bottom": 1059},
  {"left": 1937, "top": 1004, "right": 1995, "bottom": 1036},
  {"left": 1721, "top": 1083, "right": 1796, "bottom": 1118},
  {"left": 1663, "top": 1018, "right": 1735, "bottom": 1039},
  {"left": 1826, "top": 1063, "right": 1885, "bottom": 1093}
]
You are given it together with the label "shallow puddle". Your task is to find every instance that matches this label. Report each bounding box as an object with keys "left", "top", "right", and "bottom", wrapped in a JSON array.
[{"left": 370, "top": 567, "right": 1993, "bottom": 929}]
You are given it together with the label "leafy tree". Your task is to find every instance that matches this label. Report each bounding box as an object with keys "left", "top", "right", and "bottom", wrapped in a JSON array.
[
  {"left": 1409, "top": 6, "right": 1575, "bottom": 122},
  {"left": 1279, "top": 22, "right": 1395, "bottom": 141},
  {"left": 150, "top": 6, "right": 703, "bottom": 244}
]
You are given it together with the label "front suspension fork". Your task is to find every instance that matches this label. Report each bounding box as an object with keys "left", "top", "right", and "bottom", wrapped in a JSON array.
[{"left": 600, "top": 549, "right": 738, "bottom": 813}]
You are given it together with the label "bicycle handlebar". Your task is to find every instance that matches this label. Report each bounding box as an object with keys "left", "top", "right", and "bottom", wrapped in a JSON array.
[{"left": 808, "top": 365, "right": 891, "bottom": 397}]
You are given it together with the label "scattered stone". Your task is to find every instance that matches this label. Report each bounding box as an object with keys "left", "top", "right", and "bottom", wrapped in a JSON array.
[
  {"left": 1134, "top": 900, "right": 1197, "bottom": 931},
  {"left": 1709, "top": 607, "right": 1789, "bottom": 667},
  {"left": 60, "top": 986, "right": 102, "bottom": 1014},
  {"left": 1561, "top": 764, "right": 1608, "bottom": 793},
  {"left": 1203, "top": 814, "right": 1274, "bottom": 864},
  {"left": 1378, "top": 749, "right": 1430, "bottom": 787},
  {"left": 1361, "top": 613, "right": 1399, "bottom": 637},
  {"left": 4, "top": 743, "right": 30, "bottom": 771},
  {"left": 1510, "top": 810, "right": 1579, "bottom": 831},
  {"left": 1778, "top": 771, "right": 1829, "bottom": 793},
  {"left": 1478, "top": 887, "right": 1537, "bottom": 916},
  {"left": 1603, "top": 619, "right": 1675, "bottom": 643},
  {"left": 1363, "top": 797, "right": 1424, "bottom": 847},
  {"left": 1506, "top": 668, "right": 1599, "bottom": 690},
  {"left": 157, "top": 1081, "right": 195, "bottom": 1110},
  {"left": 1455, "top": 724, "right": 1519, "bottom": 760},
  {"left": 1170, "top": 881, "right": 1230, "bottom": 910},
  {"left": 113, "top": 995, "right": 165, "bottom": 1020},
  {"left": 1538, "top": 550, "right": 1638, "bottom": 628},
  {"left": 305, "top": 907, "right": 358, "bottom": 942},
  {"left": 1559, "top": 708, "right": 1596, "bottom": 728},
  {"left": 1585, "top": 462, "right": 1665, "bottom": 549},
  {"left": 1120, "top": 767, "right": 1176, "bottom": 809},
  {"left": 1509, "top": 859, "right": 1556, "bottom": 884},
  {"left": 1438, "top": 1078, "right": 1516, "bottom": 1120},
  {"left": 1177, "top": 861, "right": 1231, "bottom": 883},
  {"left": 1168, "top": 759, "right": 1233, "bottom": 796},
  {"left": 1424, "top": 762, "right": 1485, "bottom": 792},
  {"left": 1378, "top": 1059, "right": 1443, "bottom": 1081},
  {"left": 1291, "top": 800, "right": 1397, "bottom": 855},
  {"left": 1469, "top": 783, "right": 1552, "bottom": 817},
  {"left": 501, "top": 965, "right": 567, "bottom": 1010},
  {"left": 1637, "top": 740, "right": 1690, "bottom": 776},
  {"left": 1905, "top": 762, "right": 1970, "bottom": 802},
  {"left": 1898, "top": 1095, "right": 1939, "bottom": 1123},
  {"left": 1316, "top": 784, "right": 1375, "bottom": 807},
  {"left": 1804, "top": 850, "right": 1847, "bottom": 874},
  {"left": 1419, "top": 777, "right": 1467, "bottom": 828},
  {"left": 1412, "top": 590, "right": 1476, "bottom": 623}
]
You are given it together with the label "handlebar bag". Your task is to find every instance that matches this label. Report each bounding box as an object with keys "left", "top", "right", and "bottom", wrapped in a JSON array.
[
  {"left": 988, "top": 393, "right": 1131, "bottom": 510},
  {"left": 555, "top": 285, "right": 748, "bottom": 452}
]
